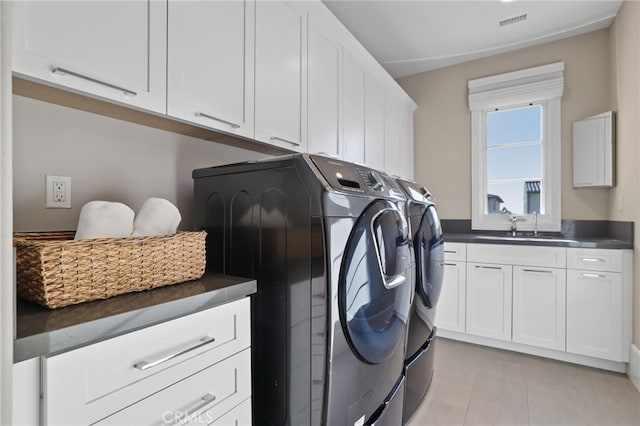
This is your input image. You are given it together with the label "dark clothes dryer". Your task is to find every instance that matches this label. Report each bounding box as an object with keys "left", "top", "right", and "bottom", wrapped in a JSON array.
[
  {"left": 395, "top": 178, "right": 445, "bottom": 424},
  {"left": 193, "top": 154, "right": 413, "bottom": 426}
]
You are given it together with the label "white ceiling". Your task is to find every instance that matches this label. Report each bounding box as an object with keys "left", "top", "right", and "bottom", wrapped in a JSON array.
[{"left": 323, "top": 0, "right": 623, "bottom": 78}]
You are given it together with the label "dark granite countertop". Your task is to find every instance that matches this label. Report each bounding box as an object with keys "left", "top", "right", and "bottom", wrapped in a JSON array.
[
  {"left": 14, "top": 273, "right": 256, "bottom": 362},
  {"left": 444, "top": 232, "right": 633, "bottom": 249},
  {"left": 441, "top": 219, "right": 634, "bottom": 250}
]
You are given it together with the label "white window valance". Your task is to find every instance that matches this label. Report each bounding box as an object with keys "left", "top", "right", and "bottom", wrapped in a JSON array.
[{"left": 468, "top": 62, "right": 564, "bottom": 111}]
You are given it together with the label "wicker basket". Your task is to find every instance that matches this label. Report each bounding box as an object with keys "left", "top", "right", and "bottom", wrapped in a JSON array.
[{"left": 14, "top": 231, "right": 206, "bottom": 309}]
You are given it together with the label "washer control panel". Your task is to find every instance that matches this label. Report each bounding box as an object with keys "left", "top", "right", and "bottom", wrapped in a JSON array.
[{"left": 310, "top": 155, "right": 404, "bottom": 198}]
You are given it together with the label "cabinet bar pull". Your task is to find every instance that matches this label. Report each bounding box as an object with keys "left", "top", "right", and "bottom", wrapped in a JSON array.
[
  {"left": 581, "top": 257, "right": 604, "bottom": 263},
  {"left": 270, "top": 136, "right": 300, "bottom": 147},
  {"left": 444, "top": 263, "right": 457, "bottom": 267},
  {"left": 195, "top": 112, "right": 240, "bottom": 129},
  {"left": 475, "top": 265, "right": 502, "bottom": 270},
  {"left": 134, "top": 336, "right": 216, "bottom": 371},
  {"left": 581, "top": 273, "right": 605, "bottom": 279},
  {"left": 523, "top": 269, "right": 554, "bottom": 274},
  {"left": 51, "top": 67, "right": 137, "bottom": 97},
  {"left": 444, "top": 250, "right": 457, "bottom": 254},
  {"left": 167, "top": 393, "right": 217, "bottom": 425}
]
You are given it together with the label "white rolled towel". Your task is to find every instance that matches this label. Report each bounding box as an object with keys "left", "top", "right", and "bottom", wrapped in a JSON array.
[
  {"left": 74, "top": 201, "right": 135, "bottom": 240},
  {"left": 131, "top": 198, "right": 181, "bottom": 237}
]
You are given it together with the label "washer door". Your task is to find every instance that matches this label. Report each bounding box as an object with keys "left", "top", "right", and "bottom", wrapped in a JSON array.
[
  {"left": 415, "top": 205, "right": 444, "bottom": 309},
  {"left": 339, "top": 200, "right": 412, "bottom": 364}
]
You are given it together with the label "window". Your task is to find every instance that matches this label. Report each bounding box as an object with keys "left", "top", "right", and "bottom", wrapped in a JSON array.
[{"left": 468, "top": 62, "right": 564, "bottom": 232}]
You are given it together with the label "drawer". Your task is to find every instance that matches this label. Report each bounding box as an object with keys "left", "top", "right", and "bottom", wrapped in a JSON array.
[
  {"left": 467, "top": 243, "right": 566, "bottom": 268},
  {"left": 444, "top": 242, "right": 466, "bottom": 261},
  {"left": 567, "top": 248, "right": 622, "bottom": 272},
  {"left": 96, "top": 348, "right": 251, "bottom": 425},
  {"left": 207, "top": 397, "right": 252, "bottom": 426},
  {"left": 43, "top": 297, "right": 250, "bottom": 426}
]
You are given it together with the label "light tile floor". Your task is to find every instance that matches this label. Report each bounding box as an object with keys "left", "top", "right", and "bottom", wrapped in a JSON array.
[{"left": 407, "top": 338, "right": 640, "bottom": 426}]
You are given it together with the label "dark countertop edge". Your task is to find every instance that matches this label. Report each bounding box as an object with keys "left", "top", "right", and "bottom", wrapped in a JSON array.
[
  {"left": 14, "top": 273, "right": 257, "bottom": 362},
  {"left": 444, "top": 233, "right": 634, "bottom": 250}
]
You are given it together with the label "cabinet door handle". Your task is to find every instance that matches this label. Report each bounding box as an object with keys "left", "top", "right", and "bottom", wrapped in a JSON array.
[
  {"left": 134, "top": 336, "right": 216, "bottom": 371},
  {"left": 444, "top": 250, "right": 458, "bottom": 254},
  {"left": 270, "top": 136, "right": 300, "bottom": 147},
  {"left": 581, "top": 273, "right": 605, "bottom": 279},
  {"left": 166, "top": 393, "right": 217, "bottom": 425},
  {"left": 523, "top": 269, "right": 554, "bottom": 274},
  {"left": 51, "top": 67, "right": 137, "bottom": 97},
  {"left": 195, "top": 112, "right": 240, "bottom": 129},
  {"left": 581, "top": 257, "right": 604, "bottom": 263},
  {"left": 444, "top": 263, "right": 457, "bottom": 267},
  {"left": 475, "top": 265, "right": 502, "bottom": 270}
]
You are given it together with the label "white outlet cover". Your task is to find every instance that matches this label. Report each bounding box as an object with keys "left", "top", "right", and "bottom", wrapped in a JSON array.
[{"left": 45, "top": 175, "right": 71, "bottom": 208}]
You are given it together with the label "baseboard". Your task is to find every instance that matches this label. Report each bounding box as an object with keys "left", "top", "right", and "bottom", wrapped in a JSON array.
[{"left": 628, "top": 344, "right": 640, "bottom": 392}]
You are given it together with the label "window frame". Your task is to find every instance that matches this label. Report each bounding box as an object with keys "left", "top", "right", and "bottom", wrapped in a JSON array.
[{"left": 469, "top": 62, "right": 564, "bottom": 232}]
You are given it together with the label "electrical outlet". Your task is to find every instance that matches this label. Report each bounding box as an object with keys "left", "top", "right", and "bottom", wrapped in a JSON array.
[{"left": 46, "top": 175, "right": 71, "bottom": 208}]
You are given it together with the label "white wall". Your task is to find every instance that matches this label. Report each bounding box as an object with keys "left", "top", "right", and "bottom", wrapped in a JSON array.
[{"left": 12, "top": 95, "right": 270, "bottom": 232}]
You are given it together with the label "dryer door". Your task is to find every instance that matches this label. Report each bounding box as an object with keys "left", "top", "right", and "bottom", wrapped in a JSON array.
[
  {"left": 415, "top": 205, "right": 445, "bottom": 309},
  {"left": 340, "top": 200, "right": 412, "bottom": 364}
]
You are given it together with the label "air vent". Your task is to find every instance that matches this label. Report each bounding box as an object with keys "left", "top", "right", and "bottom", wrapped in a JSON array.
[{"left": 499, "top": 13, "right": 527, "bottom": 27}]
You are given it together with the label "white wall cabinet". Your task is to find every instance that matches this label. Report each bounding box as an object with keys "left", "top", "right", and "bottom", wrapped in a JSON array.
[
  {"left": 364, "top": 77, "right": 386, "bottom": 171},
  {"left": 572, "top": 111, "right": 615, "bottom": 188},
  {"left": 512, "top": 266, "right": 566, "bottom": 351},
  {"left": 12, "top": 0, "right": 167, "bottom": 114},
  {"left": 436, "top": 243, "right": 466, "bottom": 333},
  {"left": 12, "top": 358, "right": 40, "bottom": 426},
  {"left": 383, "top": 92, "right": 403, "bottom": 177},
  {"left": 466, "top": 262, "right": 513, "bottom": 341},
  {"left": 254, "top": 1, "right": 307, "bottom": 151},
  {"left": 167, "top": 0, "right": 254, "bottom": 139},
  {"left": 307, "top": 14, "right": 340, "bottom": 156},
  {"left": 341, "top": 50, "right": 366, "bottom": 164}
]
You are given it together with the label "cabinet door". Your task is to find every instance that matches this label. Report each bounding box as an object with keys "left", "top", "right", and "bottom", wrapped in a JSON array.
[
  {"left": 364, "top": 77, "right": 385, "bottom": 170},
  {"left": 512, "top": 266, "right": 566, "bottom": 350},
  {"left": 566, "top": 270, "right": 623, "bottom": 361},
  {"left": 435, "top": 261, "right": 466, "bottom": 333},
  {"left": 307, "top": 17, "right": 340, "bottom": 156},
  {"left": 341, "top": 51, "right": 365, "bottom": 163},
  {"left": 384, "top": 92, "right": 402, "bottom": 176},
  {"left": 12, "top": 0, "right": 167, "bottom": 113},
  {"left": 466, "top": 263, "right": 512, "bottom": 341},
  {"left": 572, "top": 112, "right": 614, "bottom": 188},
  {"left": 255, "top": 1, "right": 306, "bottom": 151},
  {"left": 400, "top": 101, "right": 415, "bottom": 179},
  {"left": 167, "top": 0, "right": 254, "bottom": 138},
  {"left": 13, "top": 358, "right": 40, "bottom": 426}
]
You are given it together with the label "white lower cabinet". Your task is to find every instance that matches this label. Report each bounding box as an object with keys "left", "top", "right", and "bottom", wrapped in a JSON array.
[
  {"left": 438, "top": 242, "right": 633, "bottom": 371},
  {"left": 512, "top": 266, "right": 566, "bottom": 351},
  {"left": 436, "top": 261, "right": 466, "bottom": 333},
  {"left": 566, "top": 269, "right": 622, "bottom": 361},
  {"left": 40, "top": 297, "right": 251, "bottom": 425},
  {"left": 466, "top": 262, "right": 512, "bottom": 341}
]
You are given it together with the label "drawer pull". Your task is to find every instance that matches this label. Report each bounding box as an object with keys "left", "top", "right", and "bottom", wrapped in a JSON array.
[
  {"left": 165, "top": 393, "right": 217, "bottom": 426},
  {"left": 475, "top": 265, "right": 502, "bottom": 270},
  {"left": 581, "top": 257, "right": 604, "bottom": 263},
  {"left": 523, "top": 269, "right": 554, "bottom": 274},
  {"left": 195, "top": 112, "right": 240, "bottom": 129},
  {"left": 444, "top": 263, "right": 457, "bottom": 267},
  {"left": 581, "top": 273, "right": 605, "bottom": 279},
  {"left": 270, "top": 136, "right": 300, "bottom": 147},
  {"left": 444, "top": 250, "right": 458, "bottom": 254},
  {"left": 51, "top": 67, "right": 137, "bottom": 97},
  {"left": 134, "top": 336, "right": 216, "bottom": 371}
]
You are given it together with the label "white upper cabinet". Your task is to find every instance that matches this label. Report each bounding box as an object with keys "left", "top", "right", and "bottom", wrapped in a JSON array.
[
  {"left": 254, "top": 1, "right": 307, "bottom": 151},
  {"left": 364, "top": 77, "right": 385, "bottom": 171},
  {"left": 341, "top": 51, "right": 366, "bottom": 164},
  {"left": 401, "top": 101, "right": 415, "bottom": 178},
  {"left": 384, "top": 92, "right": 403, "bottom": 177},
  {"left": 307, "top": 14, "right": 340, "bottom": 157},
  {"left": 572, "top": 111, "right": 615, "bottom": 188},
  {"left": 12, "top": 0, "right": 167, "bottom": 114},
  {"left": 167, "top": 0, "right": 254, "bottom": 139}
]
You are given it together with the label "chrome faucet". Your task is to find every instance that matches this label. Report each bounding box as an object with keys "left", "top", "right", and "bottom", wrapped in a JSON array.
[
  {"left": 533, "top": 211, "right": 538, "bottom": 237},
  {"left": 510, "top": 215, "right": 519, "bottom": 236}
]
